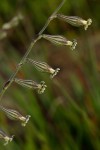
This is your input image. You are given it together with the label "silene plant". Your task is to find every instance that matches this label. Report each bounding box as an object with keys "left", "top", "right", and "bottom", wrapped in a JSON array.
[{"left": 0, "top": 0, "right": 92, "bottom": 145}]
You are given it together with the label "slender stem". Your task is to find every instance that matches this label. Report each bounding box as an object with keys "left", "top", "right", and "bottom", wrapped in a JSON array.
[
  {"left": 0, "top": 0, "right": 65, "bottom": 102},
  {"left": 38, "top": 17, "right": 55, "bottom": 36},
  {"left": 38, "top": 0, "right": 66, "bottom": 35},
  {"left": 51, "top": 0, "right": 65, "bottom": 16}
]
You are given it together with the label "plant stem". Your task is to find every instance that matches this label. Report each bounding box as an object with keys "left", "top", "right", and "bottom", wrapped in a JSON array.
[
  {"left": 0, "top": 0, "right": 65, "bottom": 102},
  {"left": 38, "top": 0, "right": 66, "bottom": 35}
]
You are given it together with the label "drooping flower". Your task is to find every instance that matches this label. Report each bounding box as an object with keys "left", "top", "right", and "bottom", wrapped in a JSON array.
[
  {"left": 0, "top": 105, "right": 31, "bottom": 127},
  {"left": 14, "top": 78, "right": 47, "bottom": 94},
  {"left": 57, "top": 14, "right": 92, "bottom": 30},
  {"left": 26, "top": 58, "right": 60, "bottom": 78},
  {"left": 42, "top": 34, "right": 77, "bottom": 50}
]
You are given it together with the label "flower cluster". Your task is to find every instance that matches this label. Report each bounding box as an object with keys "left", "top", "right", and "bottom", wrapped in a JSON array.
[{"left": 0, "top": 0, "right": 92, "bottom": 146}]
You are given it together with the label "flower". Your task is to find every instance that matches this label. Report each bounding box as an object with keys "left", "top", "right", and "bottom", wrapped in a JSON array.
[
  {"left": 14, "top": 78, "right": 47, "bottom": 94},
  {"left": 42, "top": 34, "right": 77, "bottom": 50},
  {"left": 37, "top": 81, "right": 47, "bottom": 94},
  {"left": 0, "top": 129, "right": 14, "bottom": 146},
  {"left": 0, "top": 105, "right": 31, "bottom": 127},
  {"left": 57, "top": 14, "right": 92, "bottom": 30},
  {"left": 26, "top": 58, "right": 60, "bottom": 78}
]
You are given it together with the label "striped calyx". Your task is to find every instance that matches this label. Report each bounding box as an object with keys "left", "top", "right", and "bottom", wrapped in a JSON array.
[
  {"left": 26, "top": 58, "right": 60, "bottom": 78},
  {"left": 57, "top": 14, "right": 92, "bottom": 30},
  {"left": 14, "top": 78, "right": 47, "bottom": 94},
  {"left": 42, "top": 34, "right": 77, "bottom": 50},
  {"left": 0, "top": 105, "right": 31, "bottom": 126}
]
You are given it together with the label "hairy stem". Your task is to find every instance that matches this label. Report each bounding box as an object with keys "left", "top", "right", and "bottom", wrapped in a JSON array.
[{"left": 0, "top": 0, "right": 65, "bottom": 102}]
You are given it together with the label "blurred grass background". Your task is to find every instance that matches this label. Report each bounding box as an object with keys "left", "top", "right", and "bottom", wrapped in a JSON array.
[{"left": 0, "top": 0, "right": 100, "bottom": 149}]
